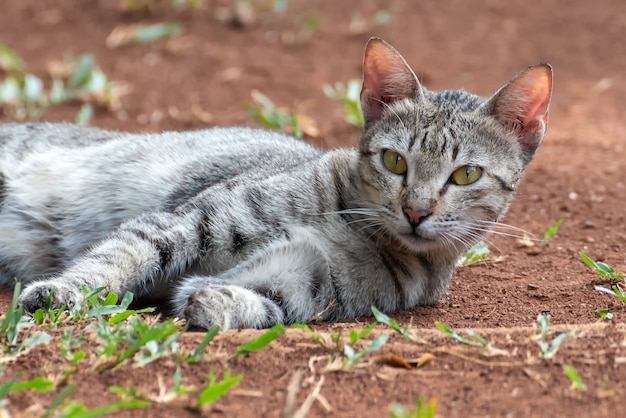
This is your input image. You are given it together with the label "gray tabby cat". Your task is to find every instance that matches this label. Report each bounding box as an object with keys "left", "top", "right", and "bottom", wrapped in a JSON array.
[{"left": 0, "top": 38, "right": 552, "bottom": 330}]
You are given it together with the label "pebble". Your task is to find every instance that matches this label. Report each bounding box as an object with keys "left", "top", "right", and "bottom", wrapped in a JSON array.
[
  {"left": 583, "top": 221, "right": 596, "bottom": 229},
  {"left": 526, "top": 248, "right": 542, "bottom": 256}
]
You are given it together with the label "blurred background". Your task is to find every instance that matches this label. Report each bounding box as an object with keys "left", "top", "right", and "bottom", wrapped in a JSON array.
[{"left": 0, "top": 0, "right": 624, "bottom": 150}]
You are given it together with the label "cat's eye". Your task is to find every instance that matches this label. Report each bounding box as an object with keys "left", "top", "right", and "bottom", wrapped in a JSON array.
[
  {"left": 382, "top": 150, "right": 408, "bottom": 175},
  {"left": 450, "top": 165, "right": 482, "bottom": 185}
]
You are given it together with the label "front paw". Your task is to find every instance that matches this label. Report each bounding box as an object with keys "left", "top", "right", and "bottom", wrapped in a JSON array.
[
  {"left": 19, "top": 281, "right": 84, "bottom": 313},
  {"left": 184, "top": 288, "right": 232, "bottom": 331},
  {"left": 181, "top": 285, "right": 284, "bottom": 331}
]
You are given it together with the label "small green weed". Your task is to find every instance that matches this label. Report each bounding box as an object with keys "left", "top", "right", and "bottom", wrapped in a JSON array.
[
  {"left": 1, "top": 281, "right": 52, "bottom": 354},
  {"left": 343, "top": 333, "right": 389, "bottom": 367},
  {"left": 291, "top": 323, "right": 331, "bottom": 348},
  {"left": 244, "top": 90, "right": 302, "bottom": 138},
  {"left": 348, "top": 322, "right": 376, "bottom": 347},
  {"left": 435, "top": 322, "right": 475, "bottom": 345},
  {"left": 55, "top": 399, "right": 151, "bottom": 418},
  {"left": 371, "top": 306, "right": 413, "bottom": 341},
  {"left": 197, "top": 369, "right": 243, "bottom": 407},
  {"left": 580, "top": 252, "right": 624, "bottom": 281},
  {"left": 390, "top": 396, "right": 438, "bottom": 418},
  {"left": 106, "top": 23, "right": 183, "bottom": 48},
  {"left": 349, "top": 10, "right": 392, "bottom": 35},
  {"left": 563, "top": 365, "right": 585, "bottom": 392},
  {"left": 94, "top": 317, "right": 182, "bottom": 370},
  {"left": 457, "top": 241, "right": 490, "bottom": 267},
  {"left": 541, "top": 219, "right": 563, "bottom": 245},
  {"left": 119, "top": 0, "right": 205, "bottom": 12},
  {"left": 595, "top": 308, "right": 614, "bottom": 320},
  {"left": 0, "top": 47, "right": 123, "bottom": 122},
  {"left": 233, "top": 324, "right": 285, "bottom": 358},
  {"left": 582, "top": 253, "right": 626, "bottom": 303},
  {"left": 323, "top": 80, "right": 364, "bottom": 127},
  {"left": 535, "top": 314, "right": 574, "bottom": 360},
  {"left": 186, "top": 325, "right": 220, "bottom": 364}
]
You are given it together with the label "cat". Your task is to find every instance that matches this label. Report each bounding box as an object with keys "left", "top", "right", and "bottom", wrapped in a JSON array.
[{"left": 0, "top": 38, "right": 552, "bottom": 330}]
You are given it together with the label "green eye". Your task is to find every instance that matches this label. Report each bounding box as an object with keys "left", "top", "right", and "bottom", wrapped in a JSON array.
[
  {"left": 450, "top": 165, "right": 482, "bottom": 185},
  {"left": 382, "top": 150, "right": 408, "bottom": 175}
]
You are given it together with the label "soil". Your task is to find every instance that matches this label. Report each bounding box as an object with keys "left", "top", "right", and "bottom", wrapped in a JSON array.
[{"left": 1, "top": 0, "right": 626, "bottom": 417}]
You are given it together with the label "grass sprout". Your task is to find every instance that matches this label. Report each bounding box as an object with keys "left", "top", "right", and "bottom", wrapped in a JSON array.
[
  {"left": 186, "top": 325, "right": 220, "bottom": 364},
  {"left": 323, "top": 80, "right": 364, "bottom": 127},
  {"left": 106, "top": 23, "right": 183, "bottom": 48},
  {"left": 349, "top": 11, "right": 392, "bottom": 35},
  {"left": 1, "top": 281, "right": 51, "bottom": 354},
  {"left": 541, "top": 219, "right": 563, "bottom": 245},
  {"left": 457, "top": 242, "right": 490, "bottom": 267},
  {"left": 371, "top": 306, "right": 413, "bottom": 341},
  {"left": 0, "top": 47, "right": 126, "bottom": 122},
  {"left": 348, "top": 322, "right": 376, "bottom": 347},
  {"left": 390, "top": 396, "right": 438, "bottom": 418},
  {"left": 580, "top": 252, "right": 624, "bottom": 281},
  {"left": 343, "top": 334, "right": 389, "bottom": 367},
  {"left": 244, "top": 90, "right": 302, "bottom": 138},
  {"left": 435, "top": 322, "right": 472, "bottom": 345},
  {"left": 119, "top": 0, "right": 205, "bottom": 12},
  {"left": 197, "top": 369, "right": 243, "bottom": 407},
  {"left": 595, "top": 308, "right": 613, "bottom": 320},
  {"left": 535, "top": 314, "right": 574, "bottom": 360},
  {"left": 291, "top": 323, "right": 331, "bottom": 348},
  {"left": 233, "top": 324, "right": 285, "bottom": 357},
  {"left": 563, "top": 365, "right": 585, "bottom": 392}
]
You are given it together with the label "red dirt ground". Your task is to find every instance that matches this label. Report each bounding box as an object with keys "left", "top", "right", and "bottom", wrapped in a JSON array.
[{"left": 1, "top": 0, "right": 626, "bottom": 417}]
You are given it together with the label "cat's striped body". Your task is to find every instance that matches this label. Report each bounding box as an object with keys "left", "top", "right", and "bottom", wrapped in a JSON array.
[{"left": 1, "top": 39, "right": 552, "bottom": 329}]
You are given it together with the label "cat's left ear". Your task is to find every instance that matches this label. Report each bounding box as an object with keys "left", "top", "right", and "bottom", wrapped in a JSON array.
[
  {"left": 481, "top": 63, "right": 553, "bottom": 161},
  {"left": 361, "top": 38, "right": 423, "bottom": 128}
]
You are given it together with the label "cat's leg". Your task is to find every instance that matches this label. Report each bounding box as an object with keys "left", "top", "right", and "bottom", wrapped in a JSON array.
[
  {"left": 173, "top": 238, "right": 335, "bottom": 330},
  {"left": 18, "top": 209, "right": 206, "bottom": 312}
]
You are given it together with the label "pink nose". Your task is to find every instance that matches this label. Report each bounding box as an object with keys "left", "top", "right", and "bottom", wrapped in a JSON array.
[{"left": 403, "top": 208, "right": 431, "bottom": 227}]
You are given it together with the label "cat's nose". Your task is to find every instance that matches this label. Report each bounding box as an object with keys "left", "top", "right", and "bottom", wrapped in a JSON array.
[{"left": 403, "top": 208, "right": 431, "bottom": 228}]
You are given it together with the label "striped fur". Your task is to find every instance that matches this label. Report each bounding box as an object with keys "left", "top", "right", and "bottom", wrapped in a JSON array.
[{"left": 0, "top": 38, "right": 552, "bottom": 329}]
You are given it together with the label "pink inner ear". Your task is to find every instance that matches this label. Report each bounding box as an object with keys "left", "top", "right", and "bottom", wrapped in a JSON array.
[
  {"left": 360, "top": 39, "right": 419, "bottom": 126},
  {"left": 494, "top": 65, "right": 553, "bottom": 133},
  {"left": 489, "top": 64, "right": 552, "bottom": 157}
]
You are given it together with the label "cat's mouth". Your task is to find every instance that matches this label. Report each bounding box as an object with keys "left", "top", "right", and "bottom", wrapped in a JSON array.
[{"left": 401, "top": 231, "right": 436, "bottom": 243}]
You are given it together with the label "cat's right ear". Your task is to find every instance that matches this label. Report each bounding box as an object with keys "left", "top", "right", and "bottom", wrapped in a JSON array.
[
  {"left": 360, "top": 38, "right": 422, "bottom": 128},
  {"left": 481, "top": 63, "right": 553, "bottom": 162}
]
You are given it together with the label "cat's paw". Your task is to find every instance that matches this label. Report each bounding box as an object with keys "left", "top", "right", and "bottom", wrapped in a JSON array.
[
  {"left": 19, "top": 280, "right": 84, "bottom": 313},
  {"left": 183, "top": 287, "right": 233, "bottom": 330},
  {"left": 181, "top": 284, "right": 284, "bottom": 331}
]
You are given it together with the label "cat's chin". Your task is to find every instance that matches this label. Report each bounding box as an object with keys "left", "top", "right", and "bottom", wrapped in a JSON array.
[{"left": 398, "top": 232, "right": 444, "bottom": 253}]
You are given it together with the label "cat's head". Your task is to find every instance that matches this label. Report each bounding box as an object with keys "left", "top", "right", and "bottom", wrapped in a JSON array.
[{"left": 356, "top": 38, "right": 552, "bottom": 254}]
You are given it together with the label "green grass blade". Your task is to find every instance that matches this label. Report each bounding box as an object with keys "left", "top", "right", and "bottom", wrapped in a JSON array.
[
  {"left": 134, "top": 23, "right": 182, "bottom": 43},
  {"left": 9, "top": 376, "right": 54, "bottom": 392},
  {"left": 64, "top": 400, "right": 151, "bottom": 418},
  {"left": 563, "top": 365, "right": 585, "bottom": 392},
  {"left": 41, "top": 384, "right": 75, "bottom": 417},
  {"left": 0, "top": 375, "right": 19, "bottom": 399},
  {"left": 234, "top": 324, "right": 285, "bottom": 356},
  {"left": 542, "top": 219, "right": 563, "bottom": 244},
  {"left": 1, "top": 281, "right": 23, "bottom": 343},
  {"left": 371, "top": 306, "right": 401, "bottom": 333},
  {"left": 348, "top": 322, "right": 376, "bottom": 346},
  {"left": 435, "top": 322, "right": 471, "bottom": 345},
  {"left": 189, "top": 325, "right": 220, "bottom": 362},
  {"left": 291, "top": 324, "right": 327, "bottom": 348},
  {"left": 197, "top": 371, "right": 243, "bottom": 406}
]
